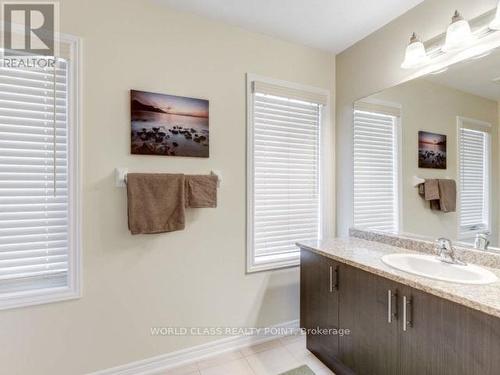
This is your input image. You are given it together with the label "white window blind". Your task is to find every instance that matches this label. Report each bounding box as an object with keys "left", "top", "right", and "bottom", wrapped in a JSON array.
[
  {"left": 459, "top": 124, "right": 490, "bottom": 239},
  {"left": 248, "top": 79, "right": 323, "bottom": 272},
  {"left": 353, "top": 109, "right": 399, "bottom": 233},
  {"left": 0, "top": 58, "right": 70, "bottom": 296}
]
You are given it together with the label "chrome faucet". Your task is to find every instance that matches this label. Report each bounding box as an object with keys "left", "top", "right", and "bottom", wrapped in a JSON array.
[{"left": 436, "top": 238, "right": 466, "bottom": 265}]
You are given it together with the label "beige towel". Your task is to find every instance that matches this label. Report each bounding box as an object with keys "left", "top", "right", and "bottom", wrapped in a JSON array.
[
  {"left": 127, "top": 173, "right": 186, "bottom": 234},
  {"left": 185, "top": 175, "right": 218, "bottom": 208},
  {"left": 436, "top": 179, "right": 456, "bottom": 212}
]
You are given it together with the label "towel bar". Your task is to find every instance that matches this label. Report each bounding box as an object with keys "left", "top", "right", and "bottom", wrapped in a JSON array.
[
  {"left": 115, "top": 168, "right": 222, "bottom": 188},
  {"left": 412, "top": 176, "right": 452, "bottom": 187}
]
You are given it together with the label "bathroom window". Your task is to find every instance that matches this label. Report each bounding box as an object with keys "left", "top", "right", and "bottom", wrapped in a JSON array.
[
  {"left": 353, "top": 103, "right": 400, "bottom": 233},
  {"left": 0, "top": 37, "right": 81, "bottom": 310},
  {"left": 458, "top": 117, "right": 491, "bottom": 241},
  {"left": 247, "top": 75, "right": 328, "bottom": 272}
]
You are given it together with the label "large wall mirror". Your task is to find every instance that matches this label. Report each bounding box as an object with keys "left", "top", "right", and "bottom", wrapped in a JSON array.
[{"left": 353, "top": 46, "right": 500, "bottom": 253}]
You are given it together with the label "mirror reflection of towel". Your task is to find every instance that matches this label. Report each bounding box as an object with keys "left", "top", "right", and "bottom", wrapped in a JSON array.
[
  {"left": 424, "top": 179, "right": 440, "bottom": 201},
  {"left": 436, "top": 179, "right": 456, "bottom": 212},
  {"left": 419, "top": 179, "right": 456, "bottom": 213}
]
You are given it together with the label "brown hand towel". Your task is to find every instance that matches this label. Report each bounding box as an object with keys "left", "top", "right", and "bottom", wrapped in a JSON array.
[
  {"left": 185, "top": 175, "right": 218, "bottom": 208},
  {"left": 423, "top": 179, "right": 440, "bottom": 201},
  {"left": 437, "top": 179, "right": 456, "bottom": 213},
  {"left": 127, "top": 173, "right": 186, "bottom": 234}
]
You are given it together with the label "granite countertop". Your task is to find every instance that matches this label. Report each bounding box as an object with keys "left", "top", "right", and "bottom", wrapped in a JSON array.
[{"left": 297, "top": 237, "right": 500, "bottom": 319}]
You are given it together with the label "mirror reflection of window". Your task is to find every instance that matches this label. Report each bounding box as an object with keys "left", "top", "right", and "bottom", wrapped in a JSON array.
[
  {"left": 458, "top": 117, "right": 491, "bottom": 244},
  {"left": 353, "top": 102, "right": 400, "bottom": 233}
]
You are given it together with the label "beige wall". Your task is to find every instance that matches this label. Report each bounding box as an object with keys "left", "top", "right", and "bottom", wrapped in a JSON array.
[
  {"left": 0, "top": 1, "right": 335, "bottom": 374},
  {"left": 367, "top": 79, "right": 498, "bottom": 242},
  {"left": 336, "top": 0, "right": 499, "bottom": 236}
]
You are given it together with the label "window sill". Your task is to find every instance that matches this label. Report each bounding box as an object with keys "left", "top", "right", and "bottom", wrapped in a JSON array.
[
  {"left": 0, "top": 286, "right": 81, "bottom": 311},
  {"left": 247, "top": 253, "right": 300, "bottom": 273}
]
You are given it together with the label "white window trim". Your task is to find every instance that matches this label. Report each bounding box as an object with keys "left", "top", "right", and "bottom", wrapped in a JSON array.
[
  {"left": 351, "top": 103, "right": 402, "bottom": 234},
  {"left": 456, "top": 116, "right": 492, "bottom": 241},
  {"left": 0, "top": 33, "right": 82, "bottom": 310},
  {"left": 396, "top": 116, "right": 403, "bottom": 233},
  {"left": 246, "top": 73, "right": 331, "bottom": 273}
]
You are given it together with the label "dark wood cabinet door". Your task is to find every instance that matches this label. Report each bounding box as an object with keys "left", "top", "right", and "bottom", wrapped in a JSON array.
[
  {"left": 300, "top": 249, "right": 340, "bottom": 368},
  {"left": 399, "top": 285, "right": 500, "bottom": 375},
  {"left": 397, "top": 286, "right": 443, "bottom": 375},
  {"left": 338, "top": 264, "right": 400, "bottom": 375},
  {"left": 300, "top": 248, "right": 317, "bottom": 332},
  {"left": 317, "top": 255, "right": 340, "bottom": 367}
]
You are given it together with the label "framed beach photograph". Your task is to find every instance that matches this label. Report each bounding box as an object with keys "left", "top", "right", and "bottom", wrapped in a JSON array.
[
  {"left": 418, "top": 131, "right": 447, "bottom": 169},
  {"left": 131, "top": 90, "right": 209, "bottom": 157}
]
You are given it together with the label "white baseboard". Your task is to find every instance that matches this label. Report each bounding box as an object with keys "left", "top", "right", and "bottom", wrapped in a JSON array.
[{"left": 89, "top": 319, "right": 300, "bottom": 375}]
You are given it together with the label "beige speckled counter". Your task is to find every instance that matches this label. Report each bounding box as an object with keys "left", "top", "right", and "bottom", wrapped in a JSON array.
[{"left": 297, "top": 237, "right": 500, "bottom": 319}]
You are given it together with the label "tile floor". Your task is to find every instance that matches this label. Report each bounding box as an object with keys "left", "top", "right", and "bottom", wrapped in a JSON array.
[{"left": 162, "top": 335, "right": 335, "bottom": 375}]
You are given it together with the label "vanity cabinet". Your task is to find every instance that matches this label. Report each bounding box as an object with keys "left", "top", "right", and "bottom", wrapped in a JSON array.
[
  {"left": 299, "top": 248, "right": 500, "bottom": 375},
  {"left": 338, "top": 263, "right": 399, "bottom": 375},
  {"left": 300, "top": 249, "right": 341, "bottom": 370},
  {"left": 398, "top": 285, "right": 500, "bottom": 375}
]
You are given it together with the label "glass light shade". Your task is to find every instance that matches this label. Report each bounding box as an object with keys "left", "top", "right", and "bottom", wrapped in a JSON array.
[
  {"left": 443, "top": 11, "right": 474, "bottom": 51},
  {"left": 401, "top": 33, "right": 429, "bottom": 69},
  {"left": 490, "top": 5, "right": 500, "bottom": 30}
]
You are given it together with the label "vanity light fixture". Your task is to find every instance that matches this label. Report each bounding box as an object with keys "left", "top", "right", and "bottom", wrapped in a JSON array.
[
  {"left": 490, "top": 1, "right": 500, "bottom": 30},
  {"left": 401, "top": 32, "right": 429, "bottom": 69},
  {"left": 401, "top": 7, "right": 500, "bottom": 71},
  {"left": 443, "top": 10, "right": 474, "bottom": 51}
]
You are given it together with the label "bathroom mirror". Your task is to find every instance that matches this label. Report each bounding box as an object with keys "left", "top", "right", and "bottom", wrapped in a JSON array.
[{"left": 353, "top": 46, "right": 500, "bottom": 253}]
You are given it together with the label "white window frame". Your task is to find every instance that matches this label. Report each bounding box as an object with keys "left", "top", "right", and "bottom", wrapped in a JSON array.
[
  {"left": 246, "top": 74, "right": 331, "bottom": 273},
  {"left": 352, "top": 101, "right": 402, "bottom": 234},
  {"left": 0, "top": 33, "right": 82, "bottom": 310},
  {"left": 457, "top": 116, "right": 491, "bottom": 241}
]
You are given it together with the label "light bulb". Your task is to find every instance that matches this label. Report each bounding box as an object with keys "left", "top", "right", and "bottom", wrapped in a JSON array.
[
  {"left": 401, "top": 33, "right": 429, "bottom": 69},
  {"left": 490, "top": 2, "right": 500, "bottom": 30},
  {"left": 443, "top": 10, "right": 474, "bottom": 52}
]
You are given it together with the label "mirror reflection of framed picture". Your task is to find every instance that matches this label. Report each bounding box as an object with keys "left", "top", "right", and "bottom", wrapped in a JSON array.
[{"left": 418, "top": 131, "right": 447, "bottom": 169}]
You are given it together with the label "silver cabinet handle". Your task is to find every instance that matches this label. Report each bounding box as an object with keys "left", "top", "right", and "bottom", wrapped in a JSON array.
[
  {"left": 329, "top": 266, "right": 333, "bottom": 293},
  {"left": 388, "top": 289, "right": 397, "bottom": 323},
  {"left": 388, "top": 290, "right": 392, "bottom": 323},
  {"left": 403, "top": 296, "right": 412, "bottom": 331}
]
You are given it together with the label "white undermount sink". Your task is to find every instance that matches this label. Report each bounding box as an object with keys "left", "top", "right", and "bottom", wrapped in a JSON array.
[{"left": 381, "top": 253, "right": 498, "bottom": 285}]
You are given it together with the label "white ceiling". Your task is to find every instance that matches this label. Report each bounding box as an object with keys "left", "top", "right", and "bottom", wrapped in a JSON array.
[
  {"left": 153, "top": 0, "right": 424, "bottom": 53},
  {"left": 426, "top": 47, "right": 500, "bottom": 101}
]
